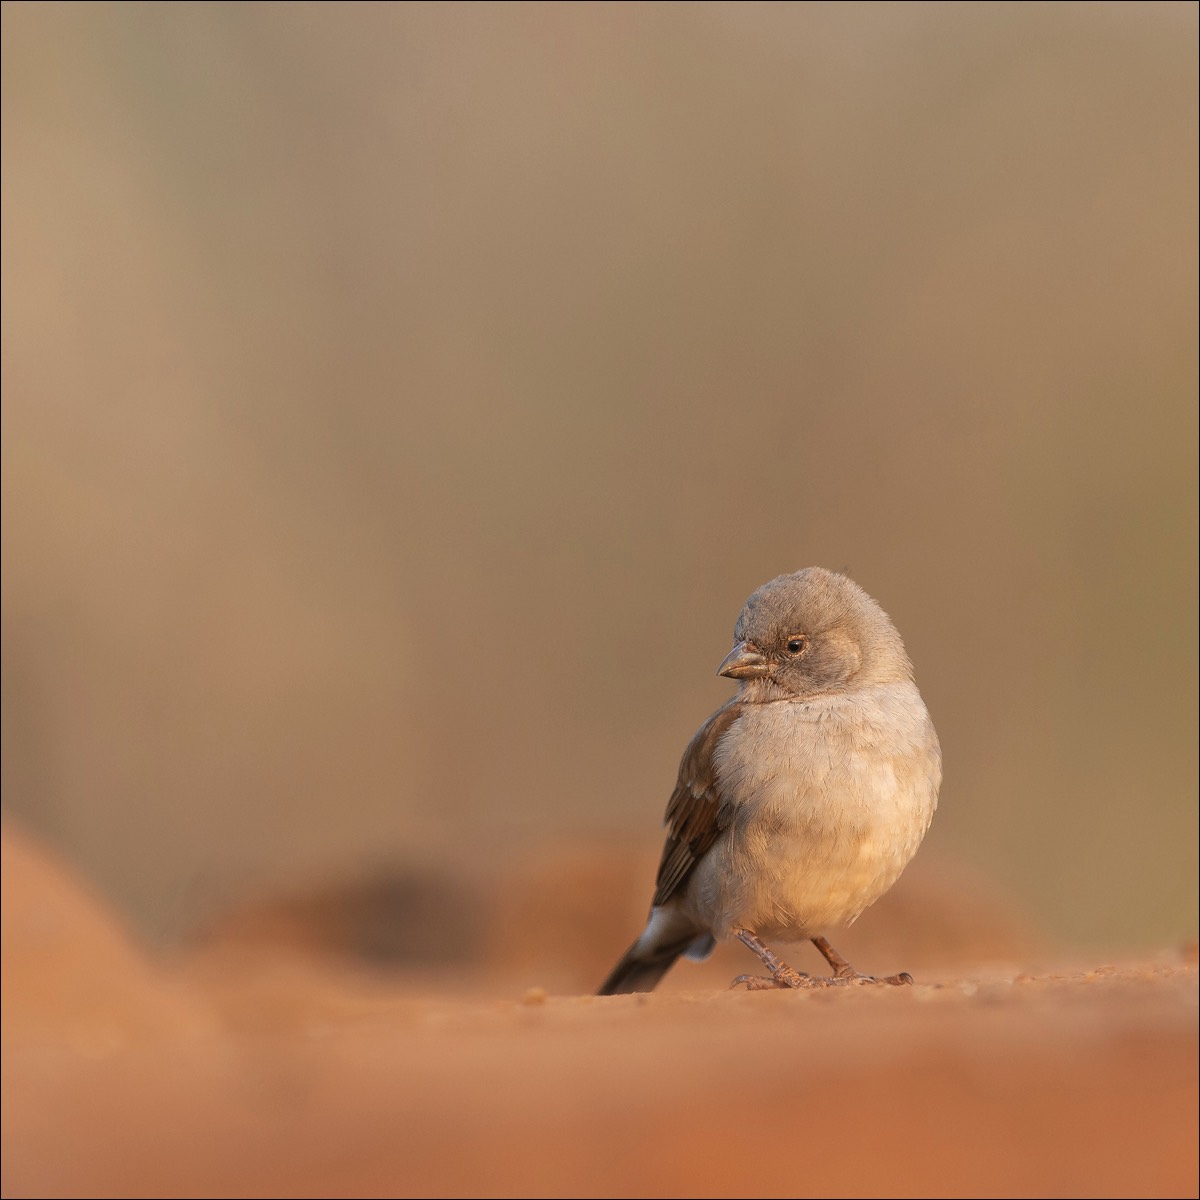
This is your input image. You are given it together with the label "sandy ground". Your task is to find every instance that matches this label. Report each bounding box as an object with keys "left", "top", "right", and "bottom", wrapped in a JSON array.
[{"left": 3, "top": 822, "right": 1196, "bottom": 1199}]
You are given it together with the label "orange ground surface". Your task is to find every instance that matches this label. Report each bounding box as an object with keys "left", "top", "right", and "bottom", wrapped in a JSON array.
[{"left": 3, "top": 822, "right": 1196, "bottom": 1199}]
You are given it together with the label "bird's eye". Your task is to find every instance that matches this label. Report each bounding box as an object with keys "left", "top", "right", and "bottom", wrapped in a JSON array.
[{"left": 785, "top": 635, "right": 808, "bottom": 655}]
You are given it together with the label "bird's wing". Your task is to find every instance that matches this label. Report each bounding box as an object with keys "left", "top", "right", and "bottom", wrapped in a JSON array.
[{"left": 652, "top": 700, "right": 743, "bottom": 908}]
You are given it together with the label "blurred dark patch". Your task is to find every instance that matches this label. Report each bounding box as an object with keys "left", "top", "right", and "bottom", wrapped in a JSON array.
[{"left": 187, "top": 867, "right": 487, "bottom": 970}]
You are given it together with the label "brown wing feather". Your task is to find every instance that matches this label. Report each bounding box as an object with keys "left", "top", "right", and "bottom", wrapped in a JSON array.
[{"left": 651, "top": 700, "right": 744, "bottom": 908}]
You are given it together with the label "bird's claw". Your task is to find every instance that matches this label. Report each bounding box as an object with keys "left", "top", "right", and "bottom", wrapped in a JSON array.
[
  {"left": 830, "top": 969, "right": 914, "bottom": 987},
  {"left": 729, "top": 967, "right": 813, "bottom": 990}
]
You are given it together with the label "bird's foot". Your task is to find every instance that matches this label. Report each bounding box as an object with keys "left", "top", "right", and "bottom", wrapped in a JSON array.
[
  {"left": 731, "top": 929, "right": 814, "bottom": 989},
  {"left": 729, "top": 966, "right": 812, "bottom": 990},
  {"left": 731, "top": 968, "right": 913, "bottom": 990},
  {"left": 810, "top": 935, "right": 914, "bottom": 986},
  {"left": 826, "top": 967, "right": 914, "bottom": 987},
  {"left": 731, "top": 929, "right": 916, "bottom": 991}
]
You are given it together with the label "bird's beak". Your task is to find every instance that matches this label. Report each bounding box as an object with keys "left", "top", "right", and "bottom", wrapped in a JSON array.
[{"left": 717, "top": 642, "right": 770, "bottom": 679}]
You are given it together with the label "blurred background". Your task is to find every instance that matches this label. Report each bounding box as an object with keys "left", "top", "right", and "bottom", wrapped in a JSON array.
[{"left": 2, "top": 1, "right": 1196, "bottom": 975}]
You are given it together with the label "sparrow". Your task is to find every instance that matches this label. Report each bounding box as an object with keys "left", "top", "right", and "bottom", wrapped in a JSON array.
[{"left": 598, "top": 567, "right": 941, "bottom": 994}]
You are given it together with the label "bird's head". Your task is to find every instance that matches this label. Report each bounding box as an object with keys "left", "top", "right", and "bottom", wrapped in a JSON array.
[{"left": 718, "top": 567, "right": 913, "bottom": 701}]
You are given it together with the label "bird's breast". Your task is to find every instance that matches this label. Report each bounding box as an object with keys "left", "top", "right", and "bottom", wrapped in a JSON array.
[{"left": 693, "top": 684, "right": 940, "bottom": 939}]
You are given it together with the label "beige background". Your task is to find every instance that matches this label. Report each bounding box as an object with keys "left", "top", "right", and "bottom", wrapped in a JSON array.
[{"left": 2, "top": 1, "right": 1196, "bottom": 955}]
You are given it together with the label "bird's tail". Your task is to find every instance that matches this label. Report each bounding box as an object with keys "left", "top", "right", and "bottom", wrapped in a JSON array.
[
  {"left": 597, "top": 944, "right": 681, "bottom": 995},
  {"left": 596, "top": 931, "right": 715, "bottom": 995}
]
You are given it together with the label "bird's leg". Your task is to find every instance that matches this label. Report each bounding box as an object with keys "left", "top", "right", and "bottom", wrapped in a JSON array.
[
  {"left": 729, "top": 929, "right": 813, "bottom": 989},
  {"left": 729, "top": 930, "right": 914, "bottom": 991},
  {"left": 810, "top": 935, "right": 913, "bottom": 986}
]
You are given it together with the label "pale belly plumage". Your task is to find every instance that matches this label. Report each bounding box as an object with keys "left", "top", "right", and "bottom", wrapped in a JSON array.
[{"left": 679, "top": 683, "right": 940, "bottom": 941}]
